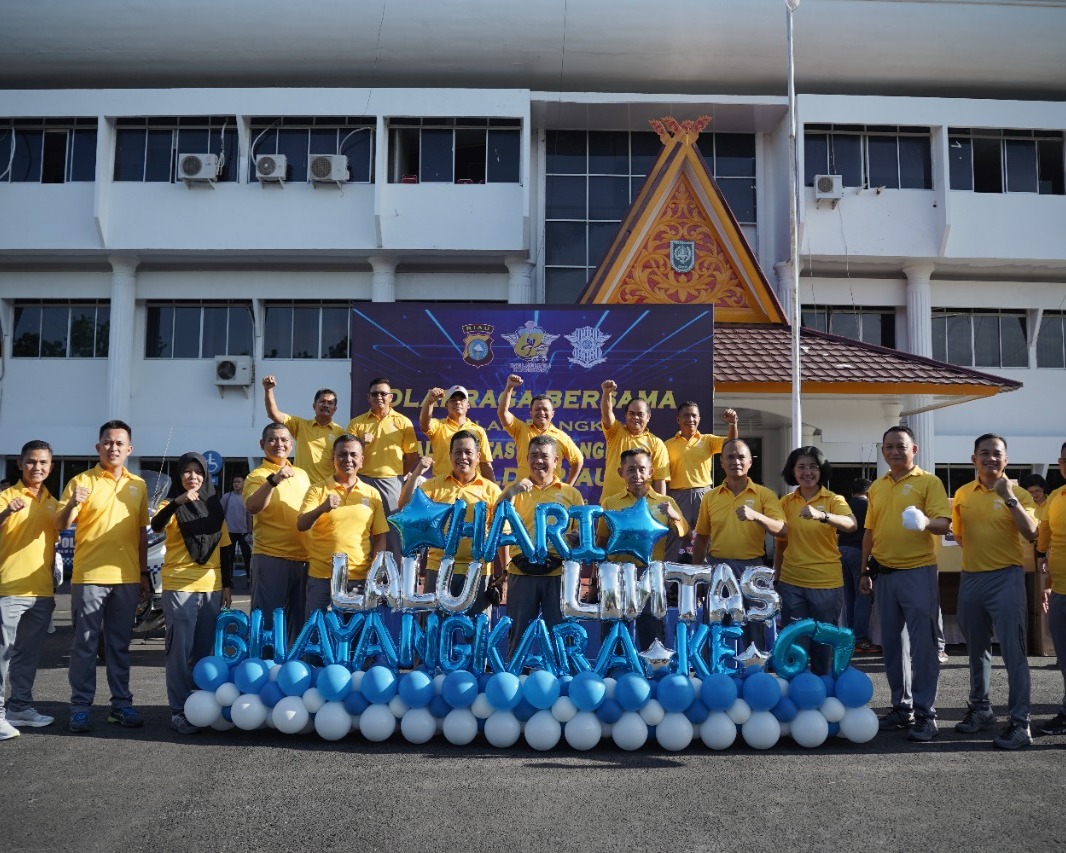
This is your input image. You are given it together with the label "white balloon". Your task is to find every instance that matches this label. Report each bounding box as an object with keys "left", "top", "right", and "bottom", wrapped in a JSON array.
[
  {"left": 269, "top": 664, "right": 282, "bottom": 682},
  {"left": 314, "top": 701, "right": 352, "bottom": 741},
  {"left": 603, "top": 677, "right": 617, "bottom": 700},
  {"left": 470, "top": 693, "right": 494, "bottom": 719},
  {"left": 776, "top": 676, "right": 790, "bottom": 697},
  {"left": 484, "top": 711, "right": 521, "bottom": 748},
  {"left": 820, "top": 697, "right": 846, "bottom": 723},
  {"left": 210, "top": 716, "right": 235, "bottom": 731},
  {"left": 184, "top": 690, "right": 222, "bottom": 728},
  {"left": 215, "top": 681, "right": 240, "bottom": 707},
  {"left": 524, "top": 710, "right": 562, "bottom": 751},
  {"left": 432, "top": 673, "right": 447, "bottom": 693},
  {"left": 265, "top": 712, "right": 277, "bottom": 729},
  {"left": 389, "top": 695, "right": 410, "bottom": 718},
  {"left": 302, "top": 687, "right": 325, "bottom": 714},
  {"left": 272, "top": 696, "right": 310, "bottom": 734},
  {"left": 401, "top": 708, "right": 437, "bottom": 744},
  {"left": 230, "top": 694, "right": 268, "bottom": 730},
  {"left": 700, "top": 712, "right": 737, "bottom": 750},
  {"left": 656, "top": 712, "right": 694, "bottom": 752},
  {"left": 442, "top": 709, "right": 479, "bottom": 745},
  {"left": 638, "top": 698, "right": 665, "bottom": 726},
  {"left": 612, "top": 712, "right": 649, "bottom": 751},
  {"left": 359, "top": 704, "right": 397, "bottom": 742},
  {"left": 726, "top": 698, "right": 752, "bottom": 725},
  {"left": 350, "top": 669, "right": 364, "bottom": 691},
  {"left": 791, "top": 709, "right": 829, "bottom": 748},
  {"left": 564, "top": 711, "right": 601, "bottom": 751},
  {"left": 550, "top": 695, "right": 578, "bottom": 723},
  {"left": 689, "top": 676, "right": 703, "bottom": 694},
  {"left": 741, "top": 711, "right": 781, "bottom": 749},
  {"left": 839, "top": 706, "right": 879, "bottom": 743}
]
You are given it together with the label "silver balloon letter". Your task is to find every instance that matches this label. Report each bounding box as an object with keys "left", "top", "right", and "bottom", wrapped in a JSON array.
[
  {"left": 705, "top": 563, "right": 745, "bottom": 625},
  {"left": 621, "top": 560, "right": 666, "bottom": 621},
  {"left": 741, "top": 565, "right": 780, "bottom": 623},
  {"left": 561, "top": 560, "right": 597, "bottom": 620}
]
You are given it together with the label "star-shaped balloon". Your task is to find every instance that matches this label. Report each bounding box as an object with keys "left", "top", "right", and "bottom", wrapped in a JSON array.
[
  {"left": 387, "top": 489, "right": 452, "bottom": 556},
  {"left": 736, "top": 643, "right": 771, "bottom": 671},
  {"left": 639, "top": 638, "right": 676, "bottom": 674},
  {"left": 601, "top": 499, "right": 670, "bottom": 565}
]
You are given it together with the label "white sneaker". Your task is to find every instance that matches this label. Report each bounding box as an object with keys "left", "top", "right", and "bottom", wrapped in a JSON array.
[
  {"left": 0, "top": 719, "right": 21, "bottom": 740},
  {"left": 6, "top": 708, "right": 55, "bottom": 728}
]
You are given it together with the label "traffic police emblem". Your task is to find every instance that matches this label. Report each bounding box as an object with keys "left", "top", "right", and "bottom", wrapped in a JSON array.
[{"left": 564, "top": 326, "right": 611, "bottom": 368}]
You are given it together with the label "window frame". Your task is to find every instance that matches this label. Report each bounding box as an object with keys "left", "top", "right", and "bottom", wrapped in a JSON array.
[
  {"left": 248, "top": 117, "right": 376, "bottom": 184},
  {"left": 11, "top": 299, "right": 110, "bottom": 359},
  {"left": 144, "top": 300, "right": 253, "bottom": 359},
  {"left": 948, "top": 128, "right": 1065, "bottom": 196},
  {"left": 0, "top": 118, "right": 98, "bottom": 184},
  {"left": 932, "top": 308, "right": 1029, "bottom": 369},
  {"left": 113, "top": 116, "right": 239, "bottom": 184},
  {"left": 262, "top": 300, "right": 354, "bottom": 360},
  {"left": 803, "top": 124, "right": 933, "bottom": 191},
  {"left": 386, "top": 117, "right": 521, "bottom": 184}
]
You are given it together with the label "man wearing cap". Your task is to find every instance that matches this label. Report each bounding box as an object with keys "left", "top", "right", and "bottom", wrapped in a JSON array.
[
  {"left": 497, "top": 374, "right": 583, "bottom": 486},
  {"left": 262, "top": 375, "right": 345, "bottom": 484},
  {"left": 599, "top": 380, "right": 670, "bottom": 504},
  {"left": 419, "top": 385, "right": 495, "bottom": 481}
]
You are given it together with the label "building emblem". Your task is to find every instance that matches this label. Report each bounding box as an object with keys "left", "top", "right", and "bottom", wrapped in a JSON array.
[
  {"left": 502, "top": 320, "right": 558, "bottom": 362},
  {"left": 461, "top": 323, "right": 494, "bottom": 368},
  {"left": 564, "top": 326, "right": 611, "bottom": 369},
  {"left": 669, "top": 240, "right": 696, "bottom": 273}
]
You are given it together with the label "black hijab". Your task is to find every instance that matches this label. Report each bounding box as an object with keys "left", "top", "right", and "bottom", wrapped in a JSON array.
[{"left": 168, "top": 452, "right": 226, "bottom": 565}]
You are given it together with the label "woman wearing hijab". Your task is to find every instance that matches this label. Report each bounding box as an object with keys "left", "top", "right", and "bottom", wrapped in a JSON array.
[{"left": 151, "top": 452, "right": 232, "bottom": 734}]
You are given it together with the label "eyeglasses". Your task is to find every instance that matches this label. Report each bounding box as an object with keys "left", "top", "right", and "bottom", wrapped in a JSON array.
[{"left": 368, "top": 391, "right": 392, "bottom": 397}]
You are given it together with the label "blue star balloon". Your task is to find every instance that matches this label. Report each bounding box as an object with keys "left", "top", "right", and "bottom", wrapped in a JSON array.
[
  {"left": 388, "top": 488, "right": 452, "bottom": 556},
  {"left": 601, "top": 499, "right": 670, "bottom": 565}
]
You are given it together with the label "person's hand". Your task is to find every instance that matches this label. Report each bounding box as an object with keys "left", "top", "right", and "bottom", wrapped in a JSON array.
[
  {"left": 901, "top": 505, "right": 928, "bottom": 531},
  {"left": 415, "top": 456, "right": 434, "bottom": 475},
  {"left": 177, "top": 489, "right": 200, "bottom": 505},
  {"left": 262, "top": 375, "right": 277, "bottom": 390},
  {"left": 429, "top": 387, "right": 445, "bottom": 403},
  {"left": 601, "top": 379, "right": 617, "bottom": 395},
  {"left": 6, "top": 497, "right": 26, "bottom": 514},
  {"left": 736, "top": 504, "right": 757, "bottom": 522},
  {"left": 513, "top": 478, "right": 533, "bottom": 494},
  {"left": 322, "top": 493, "right": 341, "bottom": 513},
  {"left": 723, "top": 408, "right": 738, "bottom": 425},
  {"left": 1038, "top": 555, "right": 1049, "bottom": 575},
  {"left": 72, "top": 485, "right": 91, "bottom": 505},
  {"left": 859, "top": 575, "right": 874, "bottom": 596},
  {"left": 658, "top": 501, "right": 682, "bottom": 522},
  {"left": 221, "top": 588, "right": 232, "bottom": 610},
  {"left": 799, "top": 505, "right": 819, "bottom": 521},
  {"left": 992, "top": 476, "right": 1014, "bottom": 501},
  {"left": 1042, "top": 585, "right": 1051, "bottom": 614},
  {"left": 361, "top": 432, "right": 374, "bottom": 445},
  {"left": 505, "top": 374, "right": 523, "bottom": 389},
  {"left": 274, "top": 463, "right": 296, "bottom": 482}
]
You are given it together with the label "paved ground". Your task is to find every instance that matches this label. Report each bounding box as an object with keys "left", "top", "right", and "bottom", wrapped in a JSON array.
[{"left": 2, "top": 590, "right": 1064, "bottom": 852}]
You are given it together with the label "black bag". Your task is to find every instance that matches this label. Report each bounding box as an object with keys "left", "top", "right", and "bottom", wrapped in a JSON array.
[{"left": 512, "top": 554, "right": 564, "bottom": 576}]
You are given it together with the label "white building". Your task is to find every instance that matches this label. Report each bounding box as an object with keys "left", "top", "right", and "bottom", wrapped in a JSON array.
[{"left": 1, "top": 0, "right": 1064, "bottom": 494}]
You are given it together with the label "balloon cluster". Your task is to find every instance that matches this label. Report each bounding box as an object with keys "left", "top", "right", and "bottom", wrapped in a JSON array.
[{"left": 184, "top": 656, "right": 879, "bottom": 750}]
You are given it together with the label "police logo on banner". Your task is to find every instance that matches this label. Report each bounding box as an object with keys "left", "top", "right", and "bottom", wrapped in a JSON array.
[
  {"left": 670, "top": 240, "right": 696, "bottom": 274},
  {"left": 564, "top": 326, "right": 611, "bottom": 368},
  {"left": 502, "top": 320, "right": 559, "bottom": 362},
  {"left": 461, "top": 323, "right": 494, "bottom": 368}
]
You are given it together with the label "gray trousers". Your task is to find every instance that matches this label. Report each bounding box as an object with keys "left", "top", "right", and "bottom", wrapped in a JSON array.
[
  {"left": 778, "top": 582, "right": 843, "bottom": 676},
  {"left": 361, "top": 475, "right": 404, "bottom": 565},
  {"left": 163, "top": 589, "right": 220, "bottom": 713},
  {"left": 875, "top": 564, "right": 940, "bottom": 719},
  {"left": 665, "top": 487, "right": 708, "bottom": 563},
  {"left": 69, "top": 583, "right": 140, "bottom": 710},
  {"left": 0, "top": 595, "right": 55, "bottom": 717},
  {"left": 1048, "top": 591, "right": 1066, "bottom": 715},
  {"left": 250, "top": 554, "right": 308, "bottom": 646},
  {"left": 957, "top": 565, "right": 1030, "bottom": 724},
  {"left": 506, "top": 574, "right": 563, "bottom": 658}
]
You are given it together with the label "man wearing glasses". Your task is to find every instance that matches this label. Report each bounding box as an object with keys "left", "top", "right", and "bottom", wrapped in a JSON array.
[{"left": 262, "top": 375, "right": 345, "bottom": 484}]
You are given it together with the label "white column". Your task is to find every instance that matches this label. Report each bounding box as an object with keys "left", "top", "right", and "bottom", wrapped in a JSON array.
[
  {"left": 774, "top": 260, "right": 794, "bottom": 323},
  {"left": 106, "top": 255, "right": 138, "bottom": 424},
  {"left": 506, "top": 256, "right": 534, "bottom": 304},
  {"left": 903, "top": 262, "right": 936, "bottom": 463},
  {"left": 370, "top": 255, "right": 397, "bottom": 302}
]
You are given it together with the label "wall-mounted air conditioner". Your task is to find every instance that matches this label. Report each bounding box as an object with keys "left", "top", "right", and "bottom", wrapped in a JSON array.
[
  {"left": 178, "top": 153, "right": 220, "bottom": 185},
  {"left": 309, "top": 154, "right": 349, "bottom": 185},
  {"left": 255, "top": 154, "right": 287, "bottom": 185},
  {"left": 214, "top": 355, "right": 253, "bottom": 386}
]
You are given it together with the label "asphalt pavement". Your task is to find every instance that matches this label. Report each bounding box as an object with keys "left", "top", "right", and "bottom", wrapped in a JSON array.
[{"left": 2, "top": 589, "right": 1064, "bottom": 853}]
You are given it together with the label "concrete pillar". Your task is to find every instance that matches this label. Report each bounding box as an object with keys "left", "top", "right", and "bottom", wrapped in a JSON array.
[
  {"left": 877, "top": 401, "right": 903, "bottom": 478},
  {"left": 370, "top": 255, "right": 397, "bottom": 302},
  {"left": 106, "top": 255, "right": 138, "bottom": 424},
  {"left": 903, "top": 262, "right": 936, "bottom": 464},
  {"left": 506, "top": 256, "right": 534, "bottom": 304},
  {"left": 774, "top": 260, "right": 794, "bottom": 322}
]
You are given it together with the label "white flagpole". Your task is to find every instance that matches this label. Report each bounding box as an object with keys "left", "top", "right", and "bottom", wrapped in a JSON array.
[{"left": 786, "top": 0, "right": 803, "bottom": 450}]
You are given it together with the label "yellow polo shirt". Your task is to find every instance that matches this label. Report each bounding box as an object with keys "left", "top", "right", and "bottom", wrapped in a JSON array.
[
  {"left": 1038, "top": 486, "right": 1066, "bottom": 595},
  {"left": 1034, "top": 501, "right": 1049, "bottom": 524},
  {"left": 952, "top": 480, "right": 1036, "bottom": 573},
  {"left": 599, "top": 420, "right": 670, "bottom": 502},
  {"left": 300, "top": 479, "right": 390, "bottom": 580},
  {"left": 346, "top": 409, "right": 419, "bottom": 478},
  {"left": 777, "top": 487, "right": 852, "bottom": 588},
  {"left": 664, "top": 432, "right": 726, "bottom": 489},
  {"left": 424, "top": 417, "right": 493, "bottom": 474},
  {"left": 598, "top": 489, "right": 688, "bottom": 567},
  {"left": 505, "top": 421, "right": 583, "bottom": 481},
  {"left": 281, "top": 413, "right": 346, "bottom": 484},
  {"left": 865, "top": 466, "right": 951, "bottom": 570},
  {"left": 695, "top": 479, "right": 784, "bottom": 561},
  {"left": 506, "top": 478, "right": 584, "bottom": 576},
  {"left": 244, "top": 461, "right": 311, "bottom": 561},
  {"left": 157, "top": 501, "right": 231, "bottom": 593},
  {"left": 61, "top": 465, "right": 149, "bottom": 586},
  {"left": 419, "top": 473, "right": 501, "bottom": 575},
  {"left": 0, "top": 483, "right": 59, "bottom": 597}
]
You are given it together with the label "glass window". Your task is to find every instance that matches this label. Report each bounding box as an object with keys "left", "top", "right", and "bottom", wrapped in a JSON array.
[
  {"left": 262, "top": 302, "right": 352, "bottom": 360},
  {"left": 934, "top": 309, "right": 1027, "bottom": 368},
  {"left": 145, "top": 302, "right": 252, "bottom": 359},
  {"left": 588, "top": 131, "right": 629, "bottom": 175},
  {"left": 1037, "top": 139, "right": 1065, "bottom": 195},
  {"left": 0, "top": 121, "right": 97, "bottom": 183},
  {"left": 263, "top": 304, "right": 292, "bottom": 359},
  {"left": 545, "top": 175, "right": 586, "bottom": 220},
  {"left": 866, "top": 135, "right": 900, "bottom": 189},
  {"left": 588, "top": 221, "right": 620, "bottom": 268},
  {"left": 587, "top": 175, "right": 629, "bottom": 220},
  {"left": 68, "top": 129, "right": 98, "bottom": 182},
  {"left": 717, "top": 178, "right": 756, "bottom": 223},
  {"left": 972, "top": 137, "right": 1003, "bottom": 193},
  {"left": 116, "top": 117, "right": 237, "bottom": 183},
  {"left": 829, "top": 312, "right": 861, "bottom": 340},
  {"left": 1005, "top": 139, "right": 1038, "bottom": 193},
  {"left": 292, "top": 305, "right": 319, "bottom": 358},
  {"left": 454, "top": 128, "right": 486, "bottom": 183},
  {"left": 11, "top": 129, "right": 43, "bottom": 182},
  {"left": 172, "top": 306, "right": 201, "bottom": 358},
  {"left": 898, "top": 136, "right": 932, "bottom": 190},
  {"left": 714, "top": 134, "right": 756, "bottom": 178},
  {"left": 11, "top": 300, "right": 109, "bottom": 358},
  {"left": 805, "top": 126, "right": 930, "bottom": 189},
  {"left": 544, "top": 221, "right": 586, "bottom": 267},
  {"left": 545, "top": 130, "right": 587, "bottom": 175},
  {"left": 803, "top": 134, "right": 829, "bottom": 186},
  {"left": 486, "top": 129, "right": 520, "bottom": 183},
  {"left": 276, "top": 128, "right": 308, "bottom": 183},
  {"left": 320, "top": 306, "right": 350, "bottom": 359},
  {"left": 829, "top": 134, "right": 863, "bottom": 189},
  {"left": 630, "top": 132, "right": 661, "bottom": 176},
  {"left": 544, "top": 269, "right": 588, "bottom": 305},
  {"left": 1000, "top": 313, "right": 1028, "bottom": 367},
  {"left": 420, "top": 129, "right": 454, "bottom": 183},
  {"left": 972, "top": 313, "right": 1000, "bottom": 367},
  {"left": 948, "top": 135, "right": 972, "bottom": 190},
  {"left": 945, "top": 313, "right": 973, "bottom": 366},
  {"left": 1037, "top": 313, "right": 1065, "bottom": 368}
]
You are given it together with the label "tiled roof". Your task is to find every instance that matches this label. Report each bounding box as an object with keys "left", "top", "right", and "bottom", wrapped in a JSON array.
[{"left": 715, "top": 325, "right": 1021, "bottom": 394}]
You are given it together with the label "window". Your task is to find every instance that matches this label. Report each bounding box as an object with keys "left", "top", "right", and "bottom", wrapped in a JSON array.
[
  {"left": 263, "top": 301, "right": 353, "bottom": 359},
  {"left": 543, "top": 130, "right": 756, "bottom": 304},
  {"left": 12, "top": 300, "right": 109, "bottom": 357},
  {"left": 145, "top": 301, "right": 252, "bottom": 358},
  {"left": 249, "top": 117, "right": 374, "bottom": 184},
  {"left": 0, "top": 118, "right": 97, "bottom": 183},
  {"left": 804, "top": 125, "right": 932, "bottom": 190},
  {"left": 388, "top": 118, "right": 520, "bottom": 184},
  {"left": 802, "top": 307, "right": 896, "bottom": 348},
  {"left": 1037, "top": 312, "right": 1066, "bottom": 368},
  {"left": 949, "top": 129, "right": 1065, "bottom": 195},
  {"left": 114, "top": 117, "right": 238, "bottom": 183},
  {"left": 932, "top": 309, "right": 1028, "bottom": 368}
]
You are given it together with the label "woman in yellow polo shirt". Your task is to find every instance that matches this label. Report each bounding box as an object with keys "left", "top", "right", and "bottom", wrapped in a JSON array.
[
  {"left": 150, "top": 452, "right": 232, "bottom": 735},
  {"left": 773, "top": 446, "right": 856, "bottom": 675}
]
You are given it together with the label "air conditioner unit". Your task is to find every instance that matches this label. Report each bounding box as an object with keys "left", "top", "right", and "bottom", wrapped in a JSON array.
[
  {"left": 309, "top": 154, "right": 349, "bottom": 185},
  {"left": 214, "top": 355, "right": 253, "bottom": 386},
  {"left": 814, "top": 174, "right": 844, "bottom": 200},
  {"left": 255, "top": 154, "right": 287, "bottom": 184},
  {"left": 178, "top": 153, "right": 220, "bottom": 185}
]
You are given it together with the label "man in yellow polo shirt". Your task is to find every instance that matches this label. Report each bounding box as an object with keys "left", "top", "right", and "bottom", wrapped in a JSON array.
[
  {"left": 399, "top": 430, "right": 504, "bottom": 615},
  {"left": 499, "top": 435, "right": 584, "bottom": 657},
  {"left": 244, "top": 422, "right": 311, "bottom": 644},
  {"left": 691, "top": 438, "right": 786, "bottom": 651},
  {"left": 347, "top": 377, "right": 420, "bottom": 564},
  {"left": 598, "top": 379, "right": 670, "bottom": 504},
  {"left": 597, "top": 448, "right": 688, "bottom": 650},
  {"left": 1037, "top": 440, "right": 1066, "bottom": 737},
  {"left": 419, "top": 385, "right": 495, "bottom": 482},
  {"left": 859, "top": 425, "right": 951, "bottom": 742},
  {"left": 664, "top": 400, "right": 739, "bottom": 561},
  {"left": 263, "top": 375, "right": 345, "bottom": 484},
  {"left": 297, "top": 435, "right": 389, "bottom": 615},
  {"left": 951, "top": 433, "right": 1038, "bottom": 750},
  {"left": 497, "top": 374, "right": 583, "bottom": 485},
  {"left": 0, "top": 440, "right": 61, "bottom": 738},
  {"left": 57, "top": 420, "right": 149, "bottom": 733}
]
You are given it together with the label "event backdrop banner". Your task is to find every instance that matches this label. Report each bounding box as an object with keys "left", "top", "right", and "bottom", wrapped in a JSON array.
[{"left": 349, "top": 304, "right": 714, "bottom": 497}]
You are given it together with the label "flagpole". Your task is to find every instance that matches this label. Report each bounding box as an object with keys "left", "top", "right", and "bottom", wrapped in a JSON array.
[{"left": 786, "top": 0, "right": 803, "bottom": 450}]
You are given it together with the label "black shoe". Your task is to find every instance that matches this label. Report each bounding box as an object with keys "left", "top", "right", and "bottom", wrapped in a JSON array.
[
  {"left": 1038, "top": 712, "right": 1066, "bottom": 736},
  {"left": 879, "top": 708, "right": 915, "bottom": 730}
]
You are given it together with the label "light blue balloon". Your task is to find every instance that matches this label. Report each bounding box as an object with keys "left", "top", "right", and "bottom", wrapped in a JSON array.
[
  {"left": 441, "top": 670, "right": 479, "bottom": 709},
  {"left": 568, "top": 671, "right": 607, "bottom": 711},
  {"left": 521, "top": 670, "right": 561, "bottom": 710},
  {"left": 360, "top": 664, "right": 398, "bottom": 704},
  {"left": 742, "top": 672, "right": 781, "bottom": 712},
  {"left": 276, "top": 660, "right": 314, "bottom": 697},
  {"left": 700, "top": 672, "right": 739, "bottom": 711},
  {"left": 233, "top": 658, "right": 270, "bottom": 695},
  {"left": 657, "top": 673, "right": 695, "bottom": 713},
  {"left": 192, "top": 655, "right": 231, "bottom": 691},
  {"left": 484, "top": 671, "right": 522, "bottom": 711},
  {"left": 316, "top": 664, "right": 353, "bottom": 702},
  {"left": 834, "top": 667, "right": 874, "bottom": 708},
  {"left": 789, "top": 671, "right": 828, "bottom": 710},
  {"left": 615, "top": 673, "right": 652, "bottom": 711},
  {"left": 398, "top": 670, "right": 435, "bottom": 708}
]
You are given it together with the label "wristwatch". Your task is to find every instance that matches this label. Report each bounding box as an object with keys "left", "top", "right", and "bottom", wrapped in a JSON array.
[{"left": 1004, "top": 497, "right": 1018, "bottom": 508}]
